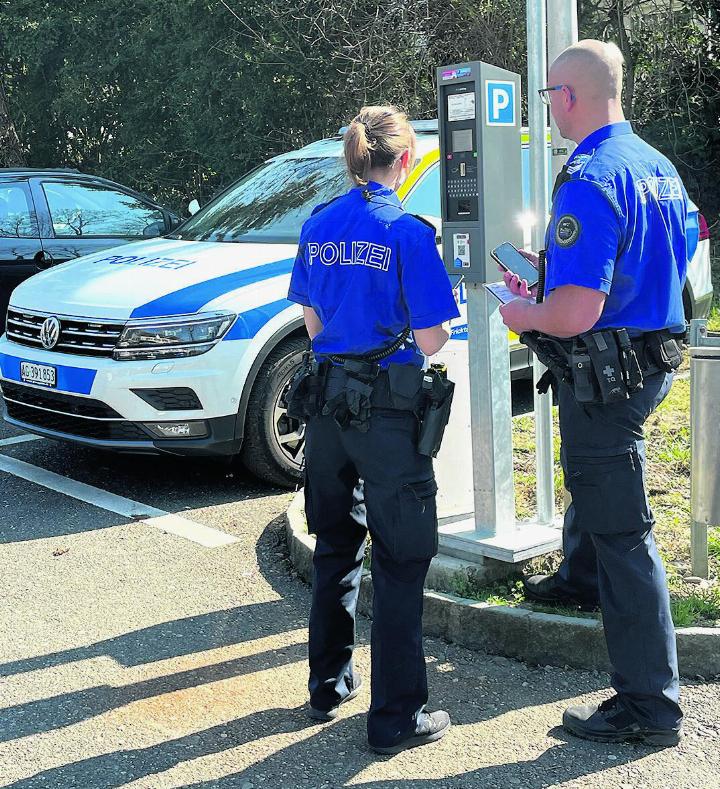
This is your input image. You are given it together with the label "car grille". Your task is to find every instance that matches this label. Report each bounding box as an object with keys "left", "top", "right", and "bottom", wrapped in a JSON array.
[
  {"left": 6, "top": 309, "right": 124, "bottom": 357},
  {"left": 0, "top": 381, "right": 122, "bottom": 418},
  {"left": 130, "top": 387, "right": 203, "bottom": 411},
  {"left": 1, "top": 382, "right": 150, "bottom": 441}
]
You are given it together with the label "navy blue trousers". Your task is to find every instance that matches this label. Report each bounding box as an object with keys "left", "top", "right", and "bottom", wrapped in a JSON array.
[
  {"left": 304, "top": 409, "right": 438, "bottom": 748},
  {"left": 554, "top": 371, "right": 682, "bottom": 730}
]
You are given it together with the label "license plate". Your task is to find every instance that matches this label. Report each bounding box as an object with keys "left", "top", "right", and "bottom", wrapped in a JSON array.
[{"left": 20, "top": 361, "right": 57, "bottom": 388}]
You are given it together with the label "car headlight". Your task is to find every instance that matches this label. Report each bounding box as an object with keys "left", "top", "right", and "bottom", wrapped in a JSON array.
[{"left": 113, "top": 312, "right": 235, "bottom": 361}]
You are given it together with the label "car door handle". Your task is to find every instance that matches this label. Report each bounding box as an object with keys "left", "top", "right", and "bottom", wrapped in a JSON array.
[{"left": 33, "top": 250, "right": 54, "bottom": 270}]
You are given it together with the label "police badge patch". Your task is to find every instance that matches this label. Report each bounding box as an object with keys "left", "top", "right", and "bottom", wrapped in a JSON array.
[{"left": 555, "top": 214, "right": 581, "bottom": 247}]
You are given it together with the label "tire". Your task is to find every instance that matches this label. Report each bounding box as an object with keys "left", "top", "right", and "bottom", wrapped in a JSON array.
[{"left": 240, "top": 335, "right": 308, "bottom": 488}]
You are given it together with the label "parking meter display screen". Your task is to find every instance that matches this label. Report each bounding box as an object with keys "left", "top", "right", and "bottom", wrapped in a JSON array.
[
  {"left": 452, "top": 129, "right": 473, "bottom": 152},
  {"left": 447, "top": 92, "right": 475, "bottom": 122}
]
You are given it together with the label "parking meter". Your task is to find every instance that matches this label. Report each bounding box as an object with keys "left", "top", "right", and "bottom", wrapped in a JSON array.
[
  {"left": 435, "top": 60, "right": 552, "bottom": 560},
  {"left": 437, "top": 62, "right": 523, "bottom": 282}
]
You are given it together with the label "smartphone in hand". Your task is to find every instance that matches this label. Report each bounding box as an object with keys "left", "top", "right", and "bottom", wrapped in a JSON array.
[{"left": 491, "top": 242, "right": 539, "bottom": 288}]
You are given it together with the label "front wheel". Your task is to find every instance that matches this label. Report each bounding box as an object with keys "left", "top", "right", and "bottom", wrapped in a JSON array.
[{"left": 240, "top": 336, "right": 308, "bottom": 488}]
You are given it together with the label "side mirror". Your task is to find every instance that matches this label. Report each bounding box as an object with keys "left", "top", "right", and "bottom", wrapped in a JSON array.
[
  {"left": 142, "top": 220, "right": 165, "bottom": 238},
  {"left": 188, "top": 198, "right": 201, "bottom": 216}
]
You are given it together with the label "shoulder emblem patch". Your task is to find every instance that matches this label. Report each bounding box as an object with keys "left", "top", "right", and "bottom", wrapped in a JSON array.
[
  {"left": 555, "top": 214, "right": 581, "bottom": 247},
  {"left": 566, "top": 151, "right": 594, "bottom": 175}
]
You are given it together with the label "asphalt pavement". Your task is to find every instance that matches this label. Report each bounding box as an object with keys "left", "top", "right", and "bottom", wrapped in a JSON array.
[{"left": 0, "top": 402, "right": 719, "bottom": 789}]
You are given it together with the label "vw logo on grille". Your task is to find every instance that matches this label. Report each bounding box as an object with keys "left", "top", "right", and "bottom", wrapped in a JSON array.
[{"left": 40, "top": 317, "right": 61, "bottom": 350}]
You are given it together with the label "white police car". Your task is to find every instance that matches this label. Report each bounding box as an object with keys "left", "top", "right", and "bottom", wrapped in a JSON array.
[{"left": 0, "top": 122, "right": 713, "bottom": 487}]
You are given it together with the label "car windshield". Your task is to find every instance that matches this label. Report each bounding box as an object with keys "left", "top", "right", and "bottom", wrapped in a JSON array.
[{"left": 174, "top": 156, "right": 351, "bottom": 243}]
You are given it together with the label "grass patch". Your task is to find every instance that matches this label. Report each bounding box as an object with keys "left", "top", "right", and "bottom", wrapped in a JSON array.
[{"left": 707, "top": 305, "right": 720, "bottom": 332}]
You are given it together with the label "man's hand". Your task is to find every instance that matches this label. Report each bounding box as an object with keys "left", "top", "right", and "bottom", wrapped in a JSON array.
[
  {"left": 499, "top": 297, "right": 534, "bottom": 335},
  {"left": 498, "top": 248, "right": 539, "bottom": 299},
  {"left": 518, "top": 249, "right": 539, "bottom": 268},
  {"left": 502, "top": 268, "right": 537, "bottom": 299}
]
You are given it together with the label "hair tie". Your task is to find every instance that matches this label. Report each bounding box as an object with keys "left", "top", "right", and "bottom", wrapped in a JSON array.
[{"left": 355, "top": 119, "right": 376, "bottom": 146}]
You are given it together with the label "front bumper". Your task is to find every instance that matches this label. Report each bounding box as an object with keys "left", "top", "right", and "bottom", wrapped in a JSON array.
[{"left": 0, "top": 336, "right": 249, "bottom": 456}]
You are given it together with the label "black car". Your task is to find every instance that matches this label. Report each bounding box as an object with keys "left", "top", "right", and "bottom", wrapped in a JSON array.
[{"left": 0, "top": 168, "right": 179, "bottom": 332}]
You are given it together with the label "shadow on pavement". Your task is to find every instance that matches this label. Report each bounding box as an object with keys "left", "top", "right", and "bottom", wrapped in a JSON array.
[
  {"left": 1, "top": 517, "right": 301, "bottom": 683},
  {"left": 3, "top": 706, "right": 319, "bottom": 789},
  {"left": 0, "top": 601, "right": 307, "bottom": 678},
  {"left": 0, "top": 639, "right": 308, "bottom": 744},
  {"left": 178, "top": 717, "right": 648, "bottom": 789}
]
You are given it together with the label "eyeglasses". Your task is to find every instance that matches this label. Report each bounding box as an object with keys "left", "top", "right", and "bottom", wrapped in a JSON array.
[{"left": 538, "top": 84, "right": 574, "bottom": 104}]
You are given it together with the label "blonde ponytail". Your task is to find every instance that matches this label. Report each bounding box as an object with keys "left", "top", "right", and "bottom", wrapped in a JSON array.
[{"left": 343, "top": 106, "right": 415, "bottom": 186}]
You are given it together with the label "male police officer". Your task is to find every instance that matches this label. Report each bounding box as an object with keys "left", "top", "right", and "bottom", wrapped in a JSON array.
[{"left": 500, "top": 39, "right": 685, "bottom": 745}]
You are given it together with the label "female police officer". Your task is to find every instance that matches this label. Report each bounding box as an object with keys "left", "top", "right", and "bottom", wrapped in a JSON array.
[{"left": 287, "top": 106, "right": 459, "bottom": 754}]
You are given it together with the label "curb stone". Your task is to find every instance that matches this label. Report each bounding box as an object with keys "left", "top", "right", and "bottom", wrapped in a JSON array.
[{"left": 286, "top": 491, "right": 720, "bottom": 679}]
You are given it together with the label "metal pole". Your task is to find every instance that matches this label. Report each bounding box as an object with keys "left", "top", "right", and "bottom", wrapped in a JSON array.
[
  {"left": 527, "top": 0, "right": 554, "bottom": 525},
  {"left": 547, "top": 0, "right": 579, "bottom": 182},
  {"left": 689, "top": 318, "right": 711, "bottom": 578},
  {"left": 467, "top": 283, "right": 516, "bottom": 535}
]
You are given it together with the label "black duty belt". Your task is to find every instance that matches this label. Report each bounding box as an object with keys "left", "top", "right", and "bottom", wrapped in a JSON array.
[
  {"left": 285, "top": 354, "right": 454, "bottom": 456},
  {"left": 521, "top": 328, "right": 684, "bottom": 406}
]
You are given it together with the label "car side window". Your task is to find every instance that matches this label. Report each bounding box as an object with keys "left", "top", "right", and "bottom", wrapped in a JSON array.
[
  {"left": 0, "top": 183, "right": 39, "bottom": 238},
  {"left": 403, "top": 164, "right": 440, "bottom": 219},
  {"left": 42, "top": 181, "right": 164, "bottom": 238}
]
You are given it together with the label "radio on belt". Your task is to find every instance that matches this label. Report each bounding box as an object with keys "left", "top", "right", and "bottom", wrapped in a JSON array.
[{"left": 437, "top": 61, "right": 524, "bottom": 282}]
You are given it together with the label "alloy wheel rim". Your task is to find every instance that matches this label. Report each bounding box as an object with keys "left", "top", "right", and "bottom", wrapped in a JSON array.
[{"left": 272, "top": 374, "right": 306, "bottom": 470}]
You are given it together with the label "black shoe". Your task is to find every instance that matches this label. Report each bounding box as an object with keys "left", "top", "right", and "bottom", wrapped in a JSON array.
[
  {"left": 523, "top": 574, "right": 599, "bottom": 610},
  {"left": 308, "top": 677, "right": 363, "bottom": 721},
  {"left": 369, "top": 710, "right": 451, "bottom": 755},
  {"left": 563, "top": 697, "right": 683, "bottom": 746}
]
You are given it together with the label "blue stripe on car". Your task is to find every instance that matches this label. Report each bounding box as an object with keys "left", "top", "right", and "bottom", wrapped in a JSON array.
[
  {"left": 0, "top": 353, "right": 96, "bottom": 394},
  {"left": 131, "top": 258, "right": 295, "bottom": 318},
  {"left": 224, "top": 299, "right": 294, "bottom": 340}
]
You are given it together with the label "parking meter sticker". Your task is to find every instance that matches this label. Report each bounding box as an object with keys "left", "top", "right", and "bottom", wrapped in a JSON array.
[
  {"left": 485, "top": 80, "right": 516, "bottom": 127},
  {"left": 442, "top": 67, "right": 472, "bottom": 81},
  {"left": 450, "top": 323, "right": 468, "bottom": 340}
]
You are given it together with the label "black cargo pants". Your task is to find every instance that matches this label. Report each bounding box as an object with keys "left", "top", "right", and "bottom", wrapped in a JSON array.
[
  {"left": 303, "top": 405, "right": 438, "bottom": 749},
  {"left": 554, "top": 371, "right": 682, "bottom": 730}
]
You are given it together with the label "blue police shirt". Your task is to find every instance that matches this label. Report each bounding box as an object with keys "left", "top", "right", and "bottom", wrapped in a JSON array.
[
  {"left": 545, "top": 121, "right": 689, "bottom": 333},
  {"left": 288, "top": 182, "right": 460, "bottom": 367}
]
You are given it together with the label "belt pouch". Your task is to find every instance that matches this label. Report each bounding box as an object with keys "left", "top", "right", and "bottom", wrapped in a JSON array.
[
  {"left": 645, "top": 331, "right": 683, "bottom": 372},
  {"left": 585, "top": 330, "right": 629, "bottom": 404},
  {"left": 569, "top": 342, "right": 598, "bottom": 403},
  {"left": 386, "top": 363, "right": 423, "bottom": 410},
  {"left": 616, "top": 328, "right": 644, "bottom": 391},
  {"left": 417, "top": 367, "right": 454, "bottom": 457}
]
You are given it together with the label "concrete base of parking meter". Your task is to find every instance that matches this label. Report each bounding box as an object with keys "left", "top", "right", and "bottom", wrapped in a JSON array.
[{"left": 436, "top": 285, "right": 562, "bottom": 565}]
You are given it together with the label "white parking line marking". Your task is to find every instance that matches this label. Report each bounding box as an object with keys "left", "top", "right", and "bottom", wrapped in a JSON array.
[
  {"left": 0, "top": 454, "right": 239, "bottom": 548},
  {"left": 0, "top": 434, "right": 44, "bottom": 448}
]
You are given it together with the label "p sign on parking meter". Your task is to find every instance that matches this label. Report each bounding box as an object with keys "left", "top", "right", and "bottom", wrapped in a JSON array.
[{"left": 486, "top": 81, "right": 516, "bottom": 126}]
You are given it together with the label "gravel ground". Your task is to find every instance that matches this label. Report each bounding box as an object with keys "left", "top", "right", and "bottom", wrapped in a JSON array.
[{"left": 1, "top": 423, "right": 719, "bottom": 788}]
